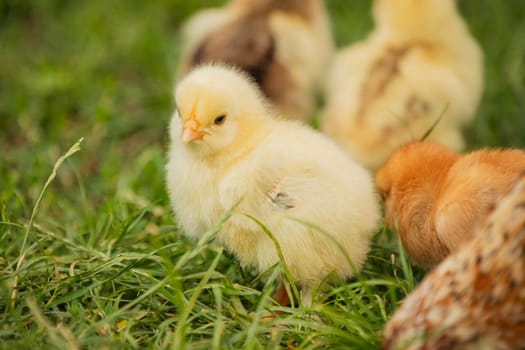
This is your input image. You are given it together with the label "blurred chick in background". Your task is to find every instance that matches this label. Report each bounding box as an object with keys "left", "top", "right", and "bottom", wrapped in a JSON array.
[
  {"left": 375, "top": 141, "right": 525, "bottom": 268},
  {"left": 382, "top": 170, "right": 525, "bottom": 350},
  {"left": 166, "top": 64, "right": 380, "bottom": 306},
  {"left": 322, "top": 0, "right": 483, "bottom": 170},
  {"left": 177, "top": 0, "right": 334, "bottom": 122}
]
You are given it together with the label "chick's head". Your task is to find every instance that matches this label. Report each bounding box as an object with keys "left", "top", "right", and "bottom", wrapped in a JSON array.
[
  {"left": 171, "top": 64, "right": 270, "bottom": 157},
  {"left": 374, "top": 143, "right": 407, "bottom": 228},
  {"left": 373, "top": 0, "right": 457, "bottom": 38}
]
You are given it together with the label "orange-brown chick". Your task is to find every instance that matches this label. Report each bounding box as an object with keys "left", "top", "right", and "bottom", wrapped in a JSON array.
[
  {"left": 382, "top": 169, "right": 525, "bottom": 350},
  {"left": 375, "top": 141, "right": 525, "bottom": 268}
]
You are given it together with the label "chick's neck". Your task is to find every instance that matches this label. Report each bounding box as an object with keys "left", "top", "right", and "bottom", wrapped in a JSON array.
[{"left": 205, "top": 119, "right": 271, "bottom": 172}]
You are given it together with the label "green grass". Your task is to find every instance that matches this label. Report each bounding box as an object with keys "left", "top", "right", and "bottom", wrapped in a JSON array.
[{"left": 1, "top": 0, "right": 524, "bottom": 348}]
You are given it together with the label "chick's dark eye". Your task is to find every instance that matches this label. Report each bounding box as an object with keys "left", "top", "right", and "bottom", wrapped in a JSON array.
[{"left": 214, "top": 114, "right": 226, "bottom": 125}]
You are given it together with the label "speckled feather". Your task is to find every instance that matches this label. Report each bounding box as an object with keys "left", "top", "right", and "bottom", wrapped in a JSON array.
[{"left": 382, "top": 170, "right": 525, "bottom": 350}]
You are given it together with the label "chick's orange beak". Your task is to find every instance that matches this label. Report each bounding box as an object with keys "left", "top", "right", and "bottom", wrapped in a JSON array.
[{"left": 181, "top": 102, "right": 207, "bottom": 144}]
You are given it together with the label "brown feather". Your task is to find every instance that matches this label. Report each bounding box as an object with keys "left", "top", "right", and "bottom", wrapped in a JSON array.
[
  {"left": 375, "top": 141, "right": 525, "bottom": 267},
  {"left": 191, "top": 16, "right": 274, "bottom": 85},
  {"left": 185, "top": 0, "right": 322, "bottom": 118}
]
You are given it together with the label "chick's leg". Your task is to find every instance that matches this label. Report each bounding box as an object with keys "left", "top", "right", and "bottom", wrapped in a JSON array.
[
  {"left": 273, "top": 281, "right": 291, "bottom": 307},
  {"left": 257, "top": 282, "right": 290, "bottom": 323}
]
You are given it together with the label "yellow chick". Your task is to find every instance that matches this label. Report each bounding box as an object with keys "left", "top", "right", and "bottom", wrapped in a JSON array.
[
  {"left": 375, "top": 141, "right": 525, "bottom": 268},
  {"left": 177, "top": 0, "right": 334, "bottom": 122},
  {"left": 321, "top": 0, "right": 483, "bottom": 170},
  {"left": 382, "top": 170, "right": 525, "bottom": 350},
  {"left": 166, "top": 64, "right": 380, "bottom": 305}
]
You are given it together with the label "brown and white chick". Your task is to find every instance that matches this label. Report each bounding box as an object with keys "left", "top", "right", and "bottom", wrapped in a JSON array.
[
  {"left": 166, "top": 64, "right": 380, "bottom": 306},
  {"left": 177, "top": 0, "right": 334, "bottom": 122},
  {"left": 382, "top": 170, "right": 525, "bottom": 350},
  {"left": 375, "top": 141, "right": 525, "bottom": 268},
  {"left": 321, "top": 0, "right": 483, "bottom": 170}
]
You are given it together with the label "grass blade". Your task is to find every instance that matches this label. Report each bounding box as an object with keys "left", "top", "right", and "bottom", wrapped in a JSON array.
[
  {"left": 173, "top": 248, "right": 223, "bottom": 348},
  {"left": 10, "top": 137, "right": 84, "bottom": 309},
  {"left": 244, "top": 214, "right": 301, "bottom": 307},
  {"left": 420, "top": 104, "right": 449, "bottom": 141}
]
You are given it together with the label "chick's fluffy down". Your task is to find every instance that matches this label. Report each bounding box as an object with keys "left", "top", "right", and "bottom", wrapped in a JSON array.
[
  {"left": 375, "top": 141, "right": 525, "bottom": 268},
  {"left": 166, "top": 65, "right": 379, "bottom": 287},
  {"left": 321, "top": 0, "right": 483, "bottom": 170}
]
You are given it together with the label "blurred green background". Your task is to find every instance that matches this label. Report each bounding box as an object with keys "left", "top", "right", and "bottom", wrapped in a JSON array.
[
  {"left": 0, "top": 1, "right": 524, "bottom": 348},
  {"left": 1, "top": 1, "right": 524, "bottom": 207}
]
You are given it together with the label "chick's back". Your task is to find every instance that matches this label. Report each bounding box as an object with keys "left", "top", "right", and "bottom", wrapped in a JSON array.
[
  {"left": 321, "top": 0, "right": 483, "bottom": 170},
  {"left": 433, "top": 148, "right": 525, "bottom": 252}
]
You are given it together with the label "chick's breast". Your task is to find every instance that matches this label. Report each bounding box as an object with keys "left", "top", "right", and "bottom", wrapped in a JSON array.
[
  {"left": 166, "top": 145, "right": 225, "bottom": 239},
  {"left": 217, "top": 122, "right": 380, "bottom": 285}
]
